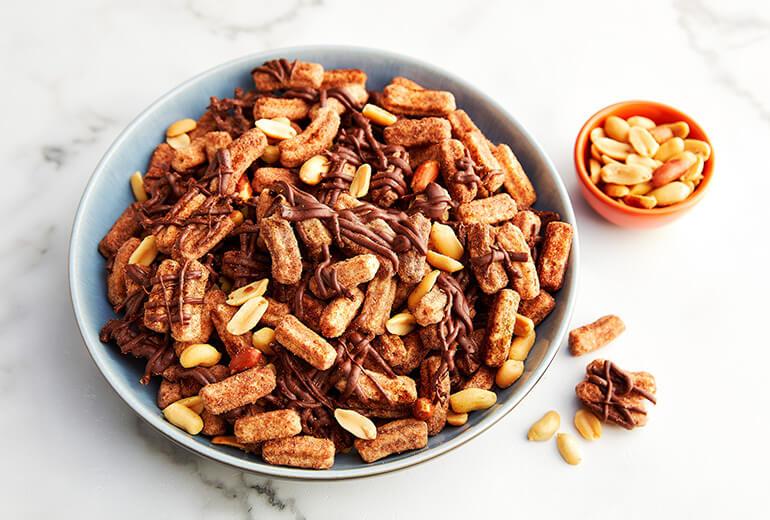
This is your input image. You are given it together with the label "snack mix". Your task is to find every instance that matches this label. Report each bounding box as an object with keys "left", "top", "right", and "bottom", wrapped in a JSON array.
[
  {"left": 588, "top": 114, "right": 711, "bottom": 208},
  {"left": 98, "top": 58, "right": 573, "bottom": 469}
]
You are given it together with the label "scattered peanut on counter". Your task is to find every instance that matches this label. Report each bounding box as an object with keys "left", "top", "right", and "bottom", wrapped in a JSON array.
[{"left": 588, "top": 114, "right": 711, "bottom": 209}]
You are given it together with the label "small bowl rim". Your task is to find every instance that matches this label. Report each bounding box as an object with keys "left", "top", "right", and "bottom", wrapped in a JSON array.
[{"left": 574, "top": 99, "right": 715, "bottom": 217}]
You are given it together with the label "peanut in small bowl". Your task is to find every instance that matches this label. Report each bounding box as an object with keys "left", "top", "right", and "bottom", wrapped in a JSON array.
[{"left": 574, "top": 100, "right": 714, "bottom": 228}]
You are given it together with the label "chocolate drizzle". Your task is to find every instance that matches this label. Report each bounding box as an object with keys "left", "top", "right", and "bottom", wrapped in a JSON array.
[
  {"left": 584, "top": 360, "right": 657, "bottom": 429},
  {"left": 252, "top": 59, "right": 298, "bottom": 84}
]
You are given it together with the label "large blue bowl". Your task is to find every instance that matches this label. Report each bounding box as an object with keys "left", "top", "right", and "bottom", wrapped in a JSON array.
[{"left": 69, "top": 46, "right": 579, "bottom": 480}]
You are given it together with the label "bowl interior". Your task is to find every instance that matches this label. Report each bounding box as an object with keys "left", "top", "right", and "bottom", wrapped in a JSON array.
[
  {"left": 70, "top": 46, "right": 578, "bottom": 479},
  {"left": 575, "top": 100, "right": 714, "bottom": 216}
]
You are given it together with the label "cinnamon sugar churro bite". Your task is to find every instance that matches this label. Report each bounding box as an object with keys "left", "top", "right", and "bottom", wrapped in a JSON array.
[{"left": 97, "top": 57, "right": 572, "bottom": 469}]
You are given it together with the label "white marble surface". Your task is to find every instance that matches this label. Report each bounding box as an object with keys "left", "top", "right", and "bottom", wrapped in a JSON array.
[{"left": 2, "top": 0, "right": 769, "bottom": 518}]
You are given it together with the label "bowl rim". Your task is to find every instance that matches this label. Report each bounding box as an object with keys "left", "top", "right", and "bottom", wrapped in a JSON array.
[
  {"left": 69, "top": 44, "right": 579, "bottom": 480},
  {"left": 574, "top": 99, "right": 715, "bottom": 216}
]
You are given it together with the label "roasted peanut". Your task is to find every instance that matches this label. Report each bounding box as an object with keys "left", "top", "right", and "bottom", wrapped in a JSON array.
[
  {"left": 166, "top": 133, "right": 191, "bottom": 150},
  {"left": 412, "top": 160, "right": 440, "bottom": 192},
  {"left": 648, "top": 181, "right": 692, "bottom": 206},
  {"left": 362, "top": 103, "right": 397, "bottom": 126},
  {"left": 386, "top": 312, "right": 417, "bottom": 336},
  {"left": 604, "top": 116, "right": 630, "bottom": 142},
  {"left": 603, "top": 183, "right": 630, "bottom": 198},
  {"left": 628, "top": 126, "right": 659, "bottom": 158},
  {"left": 684, "top": 138, "right": 711, "bottom": 160},
  {"left": 449, "top": 388, "right": 497, "bottom": 413},
  {"left": 334, "top": 408, "right": 377, "bottom": 440},
  {"left": 174, "top": 395, "right": 204, "bottom": 414},
  {"left": 130, "top": 171, "right": 148, "bottom": 202},
  {"left": 556, "top": 432, "right": 582, "bottom": 465},
  {"left": 261, "top": 144, "right": 280, "bottom": 164},
  {"left": 163, "top": 402, "right": 204, "bottom": 435},
  {"left": 654, "top": 137, "right": 685, "bottom": 162},
  {"left": 166, "top": 118, "right": 197, "bottom": 137},
  {"left": 255, "top": 118, "right": 297, "bottom": 140},
  {"left": 593, "top": 137, "right": 633, "bottom": 160},
  {"left": 179, "top": 343, "right": 222, "bottom": 368},
  {"left": 408, "top": 269, "right": 441, "bottom": 309},
  {"left": 600, "top": 163, "right": 652, "bottom": 185},
  {"left": 128, "top": 235, "right": 158, "bottom": 266},
  {"left": 426, "top": 250, "right": 464, "bottom": 272},
  {"left": 495, "top": 359, "right": 524, "bottom": 388},
  {"left": 349, "top": 163, "right": 372, "bottom": 198},
  {"left": 251, "top": 326, "right": 275, "bottom": 355},
  {"left": 226, "top": 279, "right": 269, "bottom": 306},
  {"left": 626, "top": 115, "right": 655, "bottom": 129},
  {"left": 509, "top": 330, "right": 536, "bottom": 361},
  {"left": 226, "top": 296, "right": 268, "bottom": 335},
  {"left": 588, "top": 158, "right": 601, "bottom": 184},
  {"left": 299, "top": 154, "right": 330, "bottom": 185},
  {"left": 623, "top": 194, "right": 656, "bottom": 209},
  {"left": 574, "top": 409, "right": 602, "bottom": 441},
  {"left": 590, "top": 127, "right": 606, "bottom": 142},
  {"left": 651, "top": 154, "right": 695, "bottom": 187},
  {"left": 429, "top": 222, "right": 464, "bottom": 260},
  {"left": 514, "top": 314, "right": 534, "bottom": 337},
  {"left": 446, "top": 410, "right": 468, "bottom": 426},
  {"left": 527, "top": 410, "right": 560, "bottom": 441}
]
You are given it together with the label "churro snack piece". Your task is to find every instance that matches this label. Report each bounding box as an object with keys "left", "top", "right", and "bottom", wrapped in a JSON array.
[
  {"left": 457, "top": 193, "right": 518, "bottom": 225},
  {"left": 569, "top": 315, "right": 625, "bottom": 356},
  {"left": 234, "top": 409, "right": 302, "bottom": 443},
  {"left": 518, "top": 290, "right": 556, "bottom": 326},
  {"left": 319, "top": 287, "right": 365, "bottom": 338},
  {"left": 261, "top": 436, "right": 335, "bottom": 469},
  {"left": 252, "top": 97, "right": 310, "bottom": 121},
  {"left": 98, "top": 60, "right": 574, "bottom": 467},
  {"left": 252, "top": 59, "right": 324, "bottom": 91},
  {"left": 575, "top": 359, "right": 656, "bottom": 429},
  {"left": 492, "top": 144, "right": 536, "bottom": 208},
  {"left": 99, "top": 204, "right": 142, "bottom": 257},
  {"left": 275, "top": 314, "right": 337, "bottom": 370},
  {"left": 537, "top": 221, "right": 573, "bottom": 292},
  {"left": 279, "top": 107, "right": 340, "bottom": 167},
  {"left": 200, "top": 364, "right": 277, "bottom": 415},
  {"left": 495, "top": 221, "right": 540, "bottom": 300},
  {"left": 483, "top": 289, "right": 520, "bottom": 367},
  {"left": 382, "top": 84, "right": 456, "bottom": 116},
  {"left": 383, "top": 117, "right": 452, "bottom": 148},
  {"left": 260, "top": 214, "right": 303, "bottom": 285},
  {"left": 354, "top": 419, "right": 428, "bottom": 463}
]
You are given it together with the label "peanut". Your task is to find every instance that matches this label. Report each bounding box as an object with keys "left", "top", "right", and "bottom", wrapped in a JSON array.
[
  {"left": 604, "top": 116, "right": 630, "bottom": 142},
  {"left": 261, "top": 144, "right": 280, "bottom": 164},
  {"left": 162, "top": 402, "right": 203, "bottom": 435},
  {"left": 166, "top": 133, "right": 191, "bottom": 150},
  {"left": 412, "top": 160, "right": 440, "bottom": 192},
  {"left": 175, "top": 395, "right": 204, "bottom": 414},
  {"left": 589, "top": 127, "right": 606, "bottom": 142},
  {"left": 626, "top": 115, "right": 655, "bottom": 129},
  {"left": 166, "top": 118, "right": 197, "bottom": 138},
  {"left": 556, "top": 432, "right": 582, "bottom": 465},
  {"left": 648, "top": 181, "right": 692, "bottom": 207},
  {"left": 654, "top": 137, "right": 685, "bottom": 162},
  {"left": 623, "top": 194, "right": 657, "bottom": 209},
  {"left": 628, "top": 181, "right": 653, "bottom": 196},
  {"left": 362, "top": 103, "right": 397, "bottom": 126},
  {"left": 252, "top": 327, "right": 276, "bottom": 355},
  {"left": 681, "top": 155, "right": 704, "bottom": 183},
  {"left": 590, "top": 144, "right": 602, "bottom": 162},
  {"left": 226, "top": 296, "right": 268, "bottom": 335},
  {"left": 600, "top": 163, "right": 652, "bottom": 185},
  {"left": 179, "top": 343, "right": 222, "bottom": 368},
  {"left": 495, "top": 359, "right": 524, "bottom": 388},
  {"left": 527, "top": 410, "right": 560, "bottom": 441},
  {"left": 446, "top": 410, "right": 469, "bottom": 426},
  {"left": 509, "top": 330, "right": 536, "bottom": 361},
  {"left": 602, "top": 183, "right": 630, "bottom": 198},
  {"left": 449, "top": 388, "right": 497, "bottom": 413},
  {"left": 226, "top": 279, "right": 268, "bottom": 306},
  {"left": 130, "top": 171, "right": 148, "bottom": 202},
  {"left": 684, "top": 138, "right": 711, "bottom": 160},
  {"left": 626, "top": 154, "right": 662, "bottom": 170},
  {"left": 574, "top": 409, "right": 602, "bottom": 441},
  {"left": 128, "top": 235, "right": 158, "bottom": 266},
  {"left": 628, "top": 126, "right": 659, "bottom": 158},
  {"left": 412, "top": 397, "right": 434, "bottom": 421},
  {"left": 385, "top": 312, "right": 417, "bottom": 336},
  {"left": 407, "top": 269, "right": 441, "bottom": 309},
  {"left": 651, "top": 154, "right": 695, "bottom": 187},
  {"left": 429, "top": 222, "right": 464, "bottom": 260},
  {"left": 664, "top": 121, "right": 690, "bottom": 138},
  {"left": 601, "top": 154, "right": 621, "bottom": 165},
  {"left": 593, "top": 137, "right": 633, "bottom": 161},
  {"left": 299, "top": 154, "right": 330, "bottom": 185},
  {"left": 513, "top": 313, "right": 534, "bottom": 337},
  {"left": 211, "top": 435, "right": 248, "bottom": 449},
  {"left": 588, "top": 158, "right": 601, "bottom": 184},
  {"left": 349, "top": 163, "right": 372, "bottom": 198},
  {"left": 426, "top": 250, "right": 464, "bottom": 272},
  {"left": 254, "top": 118, "right": 297, "bottom": 140},
  {"left": 334, "top": 408, "right": 377, "bottom": 440}
]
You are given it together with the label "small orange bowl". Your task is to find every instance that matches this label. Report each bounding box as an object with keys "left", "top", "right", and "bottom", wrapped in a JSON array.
[{"left": 574, "top": 100, "right": 714, "bottom": 228}]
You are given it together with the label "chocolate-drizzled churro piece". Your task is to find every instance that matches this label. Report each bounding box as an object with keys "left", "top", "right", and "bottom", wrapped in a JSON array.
[
  {"left": 295, "top": 217, "right": 333, "bottom": 261},
  {"left": 382, "top": 84, "right": 456, "bottom": 117},
  {"left": 518, "top": 290, "right": 556, "bottom": 326},
  {"left": 319, "top": 287, "right": 365, "bottom": 338},
  {"left": 234, "top": 409, "right": 302, "bottom": 443},
  {"left": 275, "top": 314, "right": 337, "bottom": 370},
  {"left": 143, "top": 259, "right": 208, "bottom": 343},
  {"left": 171, "top": 131, "right": 233, "bottom": 172},
  {"left": 496, "top": 221, "right": 540, "bottom": 300},
  {"left": 493, "top": 143, "right": 536, "bottom": 208},
  {"left": 410, "top": 139, "right": 476, "bottom": 204},
  {"left": 575, "top": 359, "right": 656, "bottom": 430},
  {"left": 411, "top": 286, "right": 448, "bottom": 327},
  {"left": 322, "top": 68, "right": 367, "bottom": 88},
  {"left": 279, "top": 107, "right": 340, "bottom": 167},
  {"left": 260, "top": 214, "right": 303, "bottom": 285},
  {"left": 457, "top": 193, "right": 518, "bottom": 225},
  {"left": 205, "top": 289, "right": 252, "bottom": 358},
  {"left": 261, "top": 435, "right": 335, "bottom": 470},
  {"left": 391, "top": 76, "right": 424, "bottom": 90},
  {"left": 512, "top": 210, "right": 541, "bottom": 247},
  {"left": 354, "top": 419, "right": 428, "bottom": 463},
  {"left": 252, "top": 59, "right": 324, "bottom": 91},
  {"left": 253, "top": 97, "right": 310, "bottom": 121},
  {"left": 384, "top": 117, "right": 451, "bottom": 148},
  {"left": 142, "top": 143, "right": 175, "bottom": 201},
  {"left": 537, "top": 221, "right": 573, "bottom": 292},
  {"left": 200, "top": 365, "right": 277, "bottom": 415},
  {"left": 157, "top": 379, "right": 183, "bottom": 409},
  {"left": 419, "top": 356, "right": 450, "bottom": 435},
  {"left": 260, "top": 297, "right": 290, "bottom": 328},
  {"left": 213, "top": 127, "right": 268, "bottom": 195},
  {"left": 311, "top": 68, "right": 369, "bottom": 116},
  {"left": 308, "top": 254, "right": 380, "bottom": 299},
  {"left": 461, "top": 365, "right": 495, "bottom": 390},
  {"left": 396, "top": 331, "right": 431, "bottom": 375},
  {"left": 107, "top": 238, "right": 140, "bottom": 306},
  {"left": 448, "top": 110, "right": 503, "bottom": 193},
  {"left": 483, "top": 289, "right": 520, "bottom": 367},
  {"left": 392, "top": 278, "right": 417, "bottom": 310},
  {"left": 251, "top": 167, "right": 298, "bottom": 194},
  {"left": 354, "top": 268, "right": 396, "bottom": 335},
  {"left": 201, "top": 410, "right": 228, "bottom": 436},
  {"left": 336, "top": 369, "right": 417, "bottom": 406},
  {"left": 172, "top": 207, "right": 241, "bottom": 261},
  {"left": 99, "top": 203, "right": 142, "bottom": 257},
  {"left": 375, "top": 334, "right": 408, "bottom": 369},
  {"left": 153, "top": 189, "right": 207, "bottom": 255},
  {"left": 397, "top": 212, "right": 431, "bottom": 284},
  {"left": 467, "top": 223, "right": 508, "bottom": 294}
]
